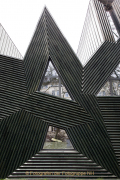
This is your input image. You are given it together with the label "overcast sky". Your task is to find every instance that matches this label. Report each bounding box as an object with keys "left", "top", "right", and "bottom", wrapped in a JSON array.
[{"left": 0, "top": 0, "right": 89, "bottom": 57}]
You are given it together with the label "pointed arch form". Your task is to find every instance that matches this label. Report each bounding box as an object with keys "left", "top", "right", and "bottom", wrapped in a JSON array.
[
  {"left": 24, "top": 7, "right": 83, "bottom": 95},
  {"left": 1, "top": 6, "right": 120, "bottom": 179}
]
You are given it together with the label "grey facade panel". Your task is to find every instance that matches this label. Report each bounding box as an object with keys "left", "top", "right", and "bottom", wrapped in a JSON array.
[
  {"left": 0, "top": 24, "right": 23, "bottom": 59},
  {"left": 77, "top": 0, "right": 115, "bottom": 65}
]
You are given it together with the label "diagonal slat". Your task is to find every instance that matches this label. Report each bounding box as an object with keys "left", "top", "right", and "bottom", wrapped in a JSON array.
[
  {"left": 0, "top": 110, "right": 48, "bottom": 179},
  {"left": 83, "top": 39, "right": 120, "bottom": 94},
  {"left": 66, "top": 123, "right": 120, "bottom": 177},
  {"left": 23, "top": 9, "right": 49, "bottom": 93}
]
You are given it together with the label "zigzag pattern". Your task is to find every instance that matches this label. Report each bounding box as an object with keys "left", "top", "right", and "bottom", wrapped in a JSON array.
[{"left": 1, "top": 7, "right": 120, "bottom": 179}]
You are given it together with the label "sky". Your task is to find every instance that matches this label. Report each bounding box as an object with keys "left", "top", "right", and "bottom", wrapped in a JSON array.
[{"left": 0, "top": 0, "right": 89, "bottom": 57}]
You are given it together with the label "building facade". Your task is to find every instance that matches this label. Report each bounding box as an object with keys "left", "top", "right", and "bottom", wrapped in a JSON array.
[
  {"left": 1, "top": 1, "right": 120, "bottom": 179},
  {"left": 77, "top": 0, "right": 120, "bottom": 96},
  {"left": 77, "top": 0, "right": 115, "bottom": 66},
  {"left": 0, "top": 23, "right": 23, "bottom": 59}
]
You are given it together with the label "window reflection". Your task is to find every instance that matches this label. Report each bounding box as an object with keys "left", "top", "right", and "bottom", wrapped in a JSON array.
[{"left": 40, "top": 61, "right": 71, "bottom": 100}]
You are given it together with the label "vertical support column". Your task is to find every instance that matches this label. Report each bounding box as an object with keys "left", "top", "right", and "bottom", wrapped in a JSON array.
[
  {"left": 98, "top": 1, "right": 120, "bottom": 36},
  {"left": 109, "top": 8, "right": 120, "bottom": 36}
]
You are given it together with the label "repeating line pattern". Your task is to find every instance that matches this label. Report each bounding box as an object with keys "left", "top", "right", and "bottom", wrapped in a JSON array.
[
  {"left": 112, "top": 0, "right": 120, "bottom": 24},
  {"left": 1, "top": 110, "right": 49, "bottom": 178},
  {"left": 8, "top": 149, "right": 116, "bottom": 179},
  {"left": 1, "top": 5, "right": 120, "bottom": 179},
  {"left": 97, "top": 96, "right": 120, "bottom": 167},
  {"left": 24, "top": 10, "right": 49, "bottom": 94},
  {"left": 77, "top": 0, "right": 115, "bottom": 65},
  {"left": 0, "top": 24, "right": 23, "bottom": 59},
  {"left": 83, "top": 40, "right": 120, "bottom": 94}
]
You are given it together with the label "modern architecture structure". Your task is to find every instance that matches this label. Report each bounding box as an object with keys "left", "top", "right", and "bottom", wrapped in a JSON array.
[
  {"left": 1, "top": 0, "right": 120, "bottom": 179},
  {"left": 0, "top": 23, "right": 23, "bottom": 59},
  {"left": 99, "top": 0, "right": 120, "bottom": 36},
  {"left": 77, "top": 0, "right": 115, "bottom": 66},
  {"left": 77, "top": 0, "right": 120, "bottom": 96},
  {"left": 112, "top": 0, "right": 120, "bottom": 25}
]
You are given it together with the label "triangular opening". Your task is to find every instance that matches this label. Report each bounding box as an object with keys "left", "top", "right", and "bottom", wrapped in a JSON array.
[
  {"left": 43, "top": 126, "right": 74, "bottom": 149},
  {"left": 38, "top": 60, "right": 72, "bottom": 100},
  {"left": 97, "top": 64, "right": 120, "bottom": 96}
]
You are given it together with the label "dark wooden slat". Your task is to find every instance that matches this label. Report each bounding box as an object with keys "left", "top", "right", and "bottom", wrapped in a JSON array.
[
  {"left": 8, "top": 149, "right": 115, "bottom": 179},
  {"left": 24, "top": 10, "right": 49, "bottom": 93},
  {"left": 66, "top": 123, "right": 120, "bottom": 177},
  {"left": 83, "top": 40, "right": 120, "bottom": 94},
  {"left": 0, "top": 110, "right": 48, "bottom": 179}
]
